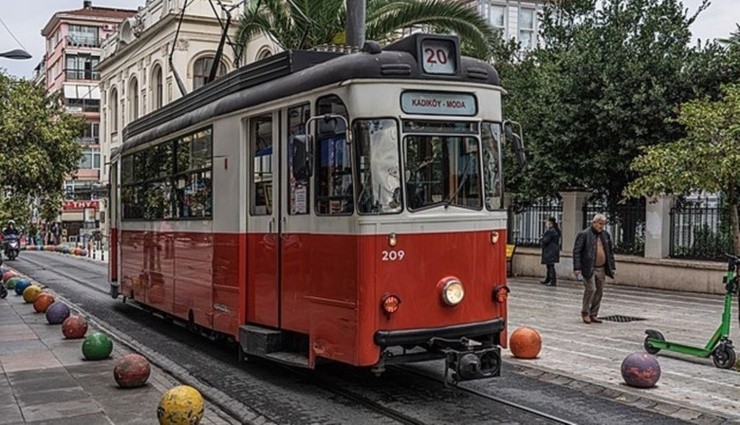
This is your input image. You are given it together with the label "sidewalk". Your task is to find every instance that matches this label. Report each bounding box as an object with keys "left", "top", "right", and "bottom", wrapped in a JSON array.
[
  {"left": 506, "top": 276, "right": 740, "bottom": 423},
  {"left": 0, "top": 281, "right": 238, "bottom": 425}
]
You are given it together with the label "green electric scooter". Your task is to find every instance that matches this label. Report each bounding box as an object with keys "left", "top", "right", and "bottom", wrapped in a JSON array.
[{"left": 643, "top": 254, "right": 739, "bottom": 369}]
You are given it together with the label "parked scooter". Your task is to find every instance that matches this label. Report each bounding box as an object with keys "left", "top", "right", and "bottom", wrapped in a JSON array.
[{"left": 3, "top": 234, "right": 20, "bottom": 261}]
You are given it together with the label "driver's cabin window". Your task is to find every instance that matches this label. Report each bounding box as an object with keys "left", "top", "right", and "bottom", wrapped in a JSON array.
[{"left": 315, "top": 95, "right": 352, "bottom": 215}]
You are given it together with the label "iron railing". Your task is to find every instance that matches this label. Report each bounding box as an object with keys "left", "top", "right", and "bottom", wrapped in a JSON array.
[
  {"left": 582, "top": 201, "right": 645, "bottom": 255},
  {"left": 669, "top": 197, "right": 731, "bottom": 261},
  {"left": 508, "top": 199, "right": 563, "bottom": 247}
]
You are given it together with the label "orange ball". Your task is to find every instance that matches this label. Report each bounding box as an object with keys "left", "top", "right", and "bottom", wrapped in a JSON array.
[
  {"left": 33, "top": 293, "right": 56, "bottom": 313},
  {"left": 509, "top": 326, "right": 542, "bottom": 359}
]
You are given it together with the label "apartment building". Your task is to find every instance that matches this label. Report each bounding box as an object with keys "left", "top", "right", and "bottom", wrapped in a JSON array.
[{"left": 40, "top": 0, "right": 136, "bottom": 238}]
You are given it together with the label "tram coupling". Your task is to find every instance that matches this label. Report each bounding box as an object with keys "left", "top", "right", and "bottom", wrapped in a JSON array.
[{"left": 432, "top": 337, "right": 502, "bottom": 385}]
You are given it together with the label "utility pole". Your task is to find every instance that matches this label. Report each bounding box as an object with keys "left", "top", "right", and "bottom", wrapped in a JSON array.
[{"left": 346, "top": 0, "right": 366, "bottom": 47}]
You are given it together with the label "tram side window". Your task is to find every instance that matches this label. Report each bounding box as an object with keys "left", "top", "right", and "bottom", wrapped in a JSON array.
[
  {"left": 250, "top": 114, "right": 273, "bottom": 216},
  {"left": 354, "top": 119, "right": 402, "bottom": 214},
  {"left": 315, "top": 95, "right": 352, "bottom": 215},
  {"left": 482, "top": 122, "right": 504, "bottom": 210},
  {"left": 287, "top": 104, "right": 310, "bottom": 215},
  {"left": 174, "top": 129, "right": 213, "bottom": 219}
]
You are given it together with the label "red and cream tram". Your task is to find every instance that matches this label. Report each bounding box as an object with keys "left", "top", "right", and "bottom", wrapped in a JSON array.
[{"left": 109, "top": 34, "right": 522, "bottom": 383}]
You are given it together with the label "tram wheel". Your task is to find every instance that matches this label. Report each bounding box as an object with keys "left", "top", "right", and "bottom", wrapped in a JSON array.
[
  {"left": 712, "top": 343, "right": 736, "bottom": 369},
  {"left": 644, "top": 330, "right": 664, "bottom": 355}
]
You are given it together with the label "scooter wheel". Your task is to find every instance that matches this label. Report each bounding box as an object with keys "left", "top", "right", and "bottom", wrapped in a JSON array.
[
  {"left": 0, "top": 287, "right": 7, "bottom": 299},
  {"left": 644, "top": 330, "right": 664, "bottom": 354},
  {"left": 712, "top": 344, "right": 736, "bottom": 369}
]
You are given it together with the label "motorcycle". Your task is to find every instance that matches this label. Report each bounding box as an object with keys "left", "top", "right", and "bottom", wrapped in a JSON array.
[{"left": 3, "top": 234, "right": 20, "bottom": 261}]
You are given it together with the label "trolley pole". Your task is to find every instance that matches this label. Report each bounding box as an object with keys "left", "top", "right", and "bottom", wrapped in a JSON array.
[{"left": 346, "top": 0, "right": 366, "bottom": 47}]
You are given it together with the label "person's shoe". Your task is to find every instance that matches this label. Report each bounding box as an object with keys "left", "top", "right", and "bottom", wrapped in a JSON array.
[
  {"left": 581, "top": 314, "right": 591, "bottom": 324},
  {"left": 545, "top": 282, "right": 557, "bottom": 287},
  {"left": 539, "top": 280, "right": 550, "bottom": 285},
  {"left": 590, "top": 316, "right": 603, "bottom": 324}
]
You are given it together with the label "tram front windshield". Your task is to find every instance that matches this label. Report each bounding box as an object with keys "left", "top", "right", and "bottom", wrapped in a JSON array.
[{"left": 404, "top": 133, "right": 482, "bottom": 211}]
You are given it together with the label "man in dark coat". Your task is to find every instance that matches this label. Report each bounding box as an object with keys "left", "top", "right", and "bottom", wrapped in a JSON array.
[{"left": 573, "top": 213, "right": 616, "bottom": 324}]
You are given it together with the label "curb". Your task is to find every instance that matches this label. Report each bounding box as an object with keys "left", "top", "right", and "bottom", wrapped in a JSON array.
[{"left": 504, "top": 359, "right": 735, "bottom": 424}]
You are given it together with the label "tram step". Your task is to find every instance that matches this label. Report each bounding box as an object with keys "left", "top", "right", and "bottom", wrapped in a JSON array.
[
  {"left": 239, "top": 324, "right": 284, "bottom": 355},
  {"left": 265, "top": 352, "right": 311, "bottom": 368}
]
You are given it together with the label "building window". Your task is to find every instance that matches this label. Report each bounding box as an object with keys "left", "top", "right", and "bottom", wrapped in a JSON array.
[
  {"left": 129, "top": 77, "right": 139, "bottom": 122},
  {"left": 110, "top": 88, "right": 119, "bottom": 133},
  {"left": 65, "top": 55, "right": 100, "bottom": 80},
  {"left": 487, "top": 3, "right": 507, "bottom": 36},
  {"left": 79, "top": 147, "right": 101, "bottom": 170},
  {"left": 256, "top": 48, "right": 272, "bottom": 61},
  {"left": 193, "top": 57, "right": 226, "bottom": 90},
  {"left": 80, "top": 122, "right": 100, "bottom": 144},
  {"left": 518, "top": 8, "right": 536, "bottom": 50},
  {"left": 67, "top": 25, "right": 99, "bottom": 47},
  {"left": 151, "top": 64, "right": 163, "bottom": 109},
  {"left": 66, "top": 99, "right": 100, "bottom": 113}
]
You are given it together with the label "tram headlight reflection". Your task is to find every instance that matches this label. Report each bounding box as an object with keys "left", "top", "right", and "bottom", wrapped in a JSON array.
[{"left": 440, "top": 278, "right": 465, "bottom": 306}]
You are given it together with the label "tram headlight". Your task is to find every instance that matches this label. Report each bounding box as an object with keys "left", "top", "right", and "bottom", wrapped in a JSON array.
[{"left": 439, "top": 278, "right": 465, "bottom": 306}]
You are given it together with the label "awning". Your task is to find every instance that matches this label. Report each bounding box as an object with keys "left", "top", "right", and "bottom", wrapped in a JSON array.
[{"left": 63, "top": 84, "right": 100, "bottom": 100}]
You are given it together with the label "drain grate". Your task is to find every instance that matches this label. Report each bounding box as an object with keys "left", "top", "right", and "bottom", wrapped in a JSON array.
[{"left": 599, "top": 315, "right": 646, "bottom": 323}]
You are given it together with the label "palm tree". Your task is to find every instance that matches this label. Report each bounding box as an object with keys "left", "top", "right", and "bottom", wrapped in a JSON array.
[
  {"left": 718, "top": 24, "right": 740, "bottom": 47},
  {"left": 235, "top": 0, "right": 504, "bottom": 62}
]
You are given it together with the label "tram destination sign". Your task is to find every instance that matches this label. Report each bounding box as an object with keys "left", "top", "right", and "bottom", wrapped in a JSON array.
[{"left": 401, "top": 91, "right": 477, "bottom": 116}]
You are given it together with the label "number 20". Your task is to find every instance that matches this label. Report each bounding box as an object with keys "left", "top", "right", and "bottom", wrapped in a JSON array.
[
  {"left": 382, "top": 250, "right": 406, "bottom": 261},
  {"left": 424, "top": 48, "right": 449, "bottom": 65}
]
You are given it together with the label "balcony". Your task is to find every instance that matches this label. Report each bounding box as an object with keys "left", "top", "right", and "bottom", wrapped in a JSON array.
[
  {"left": 65, "top": 36, "right": 101, "bottom": 48},
  {"left": 65, "top": 69, "right": 100, "bottom": 81}
]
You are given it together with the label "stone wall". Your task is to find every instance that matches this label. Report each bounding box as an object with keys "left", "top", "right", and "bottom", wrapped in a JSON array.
[{"left": 512, "top": 247, "right": 727, "bottom": 294}]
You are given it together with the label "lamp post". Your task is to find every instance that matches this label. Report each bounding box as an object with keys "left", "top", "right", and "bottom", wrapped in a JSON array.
[{"left": 0, "top": 49, "right": 31, "bottom": 60}]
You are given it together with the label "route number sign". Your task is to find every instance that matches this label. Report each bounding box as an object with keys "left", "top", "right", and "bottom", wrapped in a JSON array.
[{"left": 421, "top": 39, "right": 456, "bottom": 75}]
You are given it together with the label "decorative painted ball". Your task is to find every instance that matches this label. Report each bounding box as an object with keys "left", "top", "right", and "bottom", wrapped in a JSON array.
[
  {"left": 74, "top": 248, "right": 81, "bottom": 256},
  {"left": 33, "top": 293, "right": 55, "bottom": 313},
  {"left": 114, "top": 354, "right": 151, "bottom": 388},
  {"left": 14, "top": 279, "right": 32, "bottom": 296},
  {"left": 45, "top": 302, "right": 71, "bottom": 325},
  {"left": 509, "top": 326, "right": 543, "bottom": 359},
  {"left": 61, "top": 315, "right": 88, "bottom": 339},
  {"left": 157, "top": 385, "right": 204, "bottom": 425},
  {"left": 22, "top": 285, "right": 42, "bottom": 303},
  {"left": 82, "top": 332, "right": 113, "bottom": 360},
  {"left": 79, "top": 249, "right": 88, "bottom": 256},
  {"left": 3, "top": 271, "right": 18, "bottom": 284},
  {"left": 621, "top": 352, "right": 661, "bottom": 388},
  {"left": 5, "top": 276, "right": 21, "bottom": 290}
]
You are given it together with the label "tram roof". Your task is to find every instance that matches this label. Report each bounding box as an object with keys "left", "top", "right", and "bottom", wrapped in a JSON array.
[{"left": 120, "top": 34, "right": 501, "bottom": 153}]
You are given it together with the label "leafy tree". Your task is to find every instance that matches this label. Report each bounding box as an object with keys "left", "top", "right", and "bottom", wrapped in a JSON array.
[
  {"left": 625, "top": 84, "right": 740, "bottom": 254},
  {"left": 498, "top": 0, "right": 739, "bottom": 209},
  {"left": 235, "top": 0, "right": 506, "bottom": 61},
  {"left": 0, "top": 72, "right": 82, "bottom": 229}
]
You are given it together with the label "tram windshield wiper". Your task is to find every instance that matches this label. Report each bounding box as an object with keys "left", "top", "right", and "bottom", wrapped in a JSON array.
[{"left": 444, "top": 156, "right": 472, "bottom": 208}]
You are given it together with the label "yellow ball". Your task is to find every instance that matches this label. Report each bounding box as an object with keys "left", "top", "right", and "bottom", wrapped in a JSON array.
[
  {"left": 23, "top": 285, "right": 42, "bottom": 303},
  {"left": 157, "top": 385, "right": 204, "bottom": 425}
]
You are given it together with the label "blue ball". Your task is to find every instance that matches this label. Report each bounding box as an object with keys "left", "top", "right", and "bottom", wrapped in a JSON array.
[
  {"left": 14, "top": 279, "right": 32, "bottom": 296},
  {"left": 46, "top": 302, "right": 71, "bottom": 325}
]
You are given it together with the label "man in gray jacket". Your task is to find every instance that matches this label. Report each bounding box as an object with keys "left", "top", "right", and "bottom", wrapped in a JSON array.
[{"left": 573, "top": 213, "right": 616, "bottom": 324}]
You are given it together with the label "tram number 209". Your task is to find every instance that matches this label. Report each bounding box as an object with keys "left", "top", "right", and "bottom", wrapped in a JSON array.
[{"left": 381, "top": 250, "right": 406, "bottom": 261}]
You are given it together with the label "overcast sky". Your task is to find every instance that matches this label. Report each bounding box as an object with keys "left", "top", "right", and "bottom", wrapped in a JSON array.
[{"left": 0, "top": 0, "right": 737, "bottom": 78}]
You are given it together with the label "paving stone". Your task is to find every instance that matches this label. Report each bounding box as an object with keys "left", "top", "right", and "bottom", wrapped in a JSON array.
[
  {"left": 7, "top": 368, "right": 77, "bottom": 394},
  {"left": 19, "top": 390, "right": 102, "bottom": 422},
  {"left": 26, "top": 411, "right": 113, "bottom": 425},
  {"left": 0, "top": 403, "right": 24, "bottom": 424}
]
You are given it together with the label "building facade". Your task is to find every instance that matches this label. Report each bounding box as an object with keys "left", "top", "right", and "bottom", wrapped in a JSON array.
[
  {"left": 41, "top": 0, "right": 136, "bottom": 240},
  {"left": 97, "top": 0, "right": 277, "bottom": 236}
]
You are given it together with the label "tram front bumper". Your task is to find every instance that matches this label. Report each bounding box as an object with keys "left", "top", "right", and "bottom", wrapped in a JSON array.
[{"left": 373, "top": 318, "right": 505, "bottom": 348}]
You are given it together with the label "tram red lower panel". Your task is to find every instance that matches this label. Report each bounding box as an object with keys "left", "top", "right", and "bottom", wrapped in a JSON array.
[{"left": 118, "top": 228, "right": 508, "bottom": 367}]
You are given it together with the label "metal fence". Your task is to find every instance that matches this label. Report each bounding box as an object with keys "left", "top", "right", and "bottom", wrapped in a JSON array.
[
  {"left": 670, "top": 197, "right": 731, "bottom": 261},
  {"left": 508, "top": 199, "right": 563, "bottom": 247},
  {"left": 582, "top": 201, "right": 646, "bottom": 255}
]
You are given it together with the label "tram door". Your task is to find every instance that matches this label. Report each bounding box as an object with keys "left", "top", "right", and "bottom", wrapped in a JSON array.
[{"left": 247, "top": 112, "right": 281, "bottom": 327}]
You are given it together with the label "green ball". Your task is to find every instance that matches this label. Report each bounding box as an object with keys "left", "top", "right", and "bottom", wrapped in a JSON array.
[
  {"left": 82, "top": 332, "right": 113, "bottom": 360},
  {"left": 6, "top": 277, "right": 21, "bottom": 290}
]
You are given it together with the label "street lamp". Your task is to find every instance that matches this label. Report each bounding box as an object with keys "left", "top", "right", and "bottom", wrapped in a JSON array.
[{"left": 0, "top": 49, "right": 31, "bottom": 60}]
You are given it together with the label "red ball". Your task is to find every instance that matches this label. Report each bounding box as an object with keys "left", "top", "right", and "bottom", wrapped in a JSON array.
[
  {"left": 509, "top": 326, "right": 542, "bottom": 359},
  {"left": 2, "top": 271, "right": 17, "bottom": 283},
  {"left": 114, "top": 354, "right": 151, "bottom": 388},
  {"left": 33, "top": 293, "right": 55, "bottom": 313},
  {"left": 61, "top": 315, "right": 88, "bottom": 339}
]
